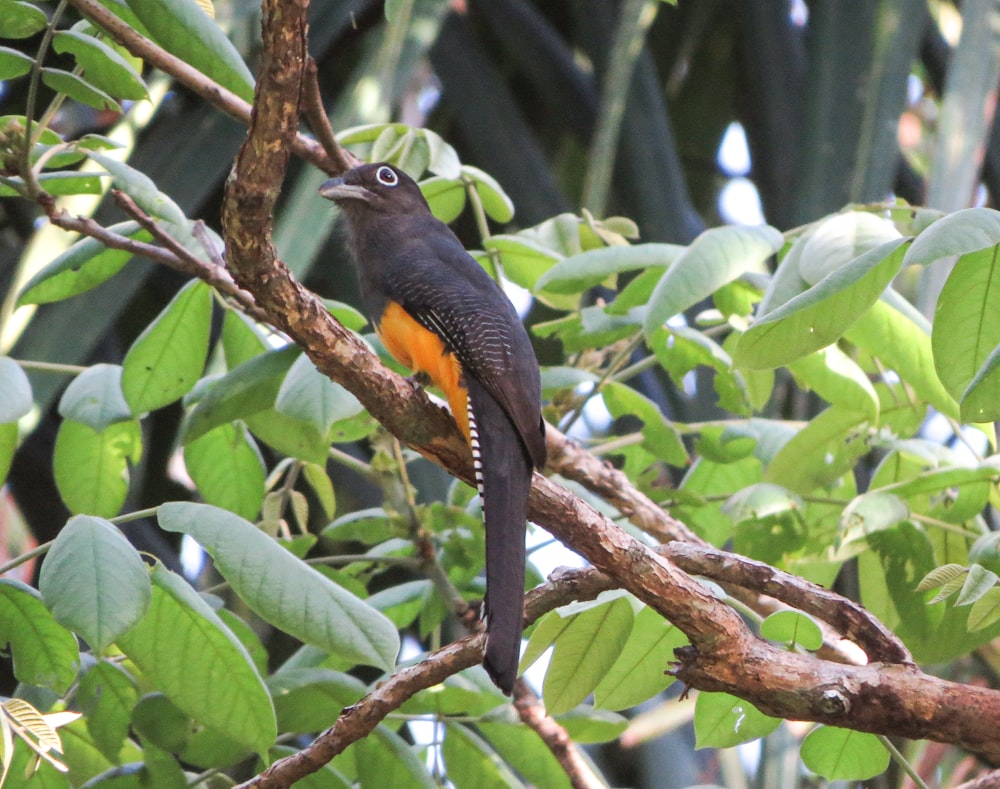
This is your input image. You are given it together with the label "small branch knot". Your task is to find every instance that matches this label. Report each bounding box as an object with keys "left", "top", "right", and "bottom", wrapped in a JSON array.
[{"left": 818, "top": 687, "right": 850, "bottom": 715}]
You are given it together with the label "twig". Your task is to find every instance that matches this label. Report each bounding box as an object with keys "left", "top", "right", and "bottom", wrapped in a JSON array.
[
  {"left": 512, "top": 679, "right": 606, "bottom": 789},
  {"left": 64, "top": 0, "right": 341, "bottom": 175},
  {"left": 302, "top": 57, "right": 357, "bottom": 171},
  {"left": 111, "top": 190, "right": 268, "bottom": 322}
]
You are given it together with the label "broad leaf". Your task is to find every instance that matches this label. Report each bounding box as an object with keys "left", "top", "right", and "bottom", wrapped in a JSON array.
[
  {"left": 39, "top": 515, "right": 151, "bottom": 651},
  {"left": 735, "top": 239, "right": 909, "bottom": 369},
  {"left": 117, "top": 564, "right": 276, "bottom": 756},
  {"left": 800, "top": 726, "right": 889, "bottom": 781},
  {"left": 0, "top": 580, "right": 78, "bottom": 693},
  {"left": 644, "top": 224, "right": 782, "bottom": 337},
  {"left": 58, "top": 363, "right": 131, "bottom": 431},
  {"left": 183, "top": 422, "right": 265, "bottom": 521},
  {"left": 159, "top": 502, "right": 400, "bottom": 670},
  {"left": 694, "top": 691, "right": 780, "bottom": 748},
  {"left": 122, "top": 279, "right": 212, "bottom": 413},
  {"left": 0, "top": 356, "right": 32, "bottom": 423},
  {"left": 53, "top": 419, "right": 141, "bottom": 517},
  {"left": 52, "top": 30, "right": 148, "bottom": 100}
]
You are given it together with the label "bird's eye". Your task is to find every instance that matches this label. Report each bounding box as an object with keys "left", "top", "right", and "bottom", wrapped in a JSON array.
[{"left": 375, "top": 166, "right": 398, "bottom": 187}]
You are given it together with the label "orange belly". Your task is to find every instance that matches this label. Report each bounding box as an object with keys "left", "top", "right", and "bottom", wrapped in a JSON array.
[{"left": 377, "top": 301, "right": 470, "bottom": 441}]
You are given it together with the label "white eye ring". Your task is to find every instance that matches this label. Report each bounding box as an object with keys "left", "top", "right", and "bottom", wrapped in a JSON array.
[{"left": 375, "top": 166, "right": 398, "bottom": 186}]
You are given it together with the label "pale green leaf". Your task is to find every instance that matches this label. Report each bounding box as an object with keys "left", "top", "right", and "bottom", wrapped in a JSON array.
[
  {"left": 693, "top": 692, "right": 780, "bottom": 748},
  {"left": 274, "top": 353, "right": 364, "bottom": 437},
  {"left": 759, "top": 610, "right": 823, "bottom": 651},
  {"left": 800, "top": 726, "right": 888, "bottom": 781},
  {"left": 535, "top": 243, "right": 681, "bottom": 295},
  {"left": 442, "top": 723, "right": 522, "bottom": 789},
  {"left": 798, "top": 211, "right": 900, "bottom": 284},
  {"left": 0, "top": 357, "right": 32, "bottom": 423},
  {"left": 39, "top": 515, "right": 151, "bottom": 651},
  {"left": 644, "top": 224, "right": 783, "bottom": 336},
  {"left": 58, "top": 363, "right": 131, "bottom": 430},
  {"left": 788, "top": 344, "right": 879, "bottom": 418},
  {"left": 904, "top": 207, "right": 1000, "bottom": 267},
  {"left": 53, "top": 419, "right": 141, "bottom": 517},
  {"left": 52, "top": 30, "right": 148, "bottom": 100},
  {"left": 735, "top": 239, "right": 909, "bottom": 369},
  {"left": 158, "top": 502, "right": 400, "bottom": 670},
  {"left": 543, "top": 595, "right": 634, "bottom": 716}
]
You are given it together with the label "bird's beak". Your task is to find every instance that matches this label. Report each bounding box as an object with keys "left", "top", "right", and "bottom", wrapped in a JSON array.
[{"left": 319, "top": 178, "right": 371, "bottom": 203}]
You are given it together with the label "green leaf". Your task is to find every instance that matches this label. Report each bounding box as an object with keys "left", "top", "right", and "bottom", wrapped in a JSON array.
[
  {"left": 845, "top": 298, "right": 959, "bottom": 420},
  {"left": 543, "top": 594, "right": 634, "bottom": 716},
  {"left": 221, "top": 309, "right": 268, "bottom": 368},
  {"left": 245, "top": 408, "right": 329, "bottom": 465},
  {"left": 0, "top": 171, "right": 104, "bottom": 197},
  {"left": 0, "top": 357, "right": 32, "bottom": 423},
  {"left": 274, "top": 353, "right": 364, "bottom": 437},
  {"left": 53, "top": 419, "right": 141, "bottom": 517},
  {"left": 117, "top": 563, "right": 276, "bottom": 756},
  {"left": 420, "top": 176, "right": 466, "bottom": 223},
  {"left": 967, "top": 587, "right": 1000, "bottom": 631},
  {"left": 759, "top": 610, "right": 823, "bottom": 650},
  {"left": 535, "top": 243, "right": 681, "bottom": 295},
  {"left": 764, "top": 407, "right": 870, "bottom": 495},
  {"left": 128, "top": 0, "right": 255, "bottom": 101},
  {"left": 183, "top": 422, "right": 265, "bottom": 521},
  {"left": 593, "top": 605, "right": 686, "bottom": 710},
  {"left": 442, "top": 723, "right": 522, "bottom": 789},
  {"left": 644, "top": 224, "right": 783, "bottom": 337},
  {"left": 17, "top": 222, "right": 150, "bottom": 306},
  {"left": 51, "top": 30, "right": 148, "bottom": 100},
  {"left": 183, "top": 346, "right": 300, "bottom": 442},
  {"left": 602, "top": 381, "right": 687, "bottom": 467},
  {"left": 302, "top": 462, "right": 336, "bottom": 519},
  {"left": 904, "top": 206, "right": 1000, "bottom": 267},
  {"left": 735, "top": 239, "right": 909, "bottom": 369},
  {"left": 0, "top": 421, "right": 17, "bottom": 486},
  {"left": 323, "top": 299, "right": 369, "bottom": 332},
  {"left": 478, "top": 722, "right": 572, "bottom": 789},
  {"left": 483, "top": 235, "right": 565, "bottom": 304},
  {"left": 41, "top": 68, "right": 120, "bottom": 111},
  {"left": 122, "top": 280, "right": 212, "bottom": 412},
  {"left": 353, "top": 726, "right": 436, "bottom": 789},
  {"left": 800, "top": 726, "right": 889, "bottom": 781},
  {"left": 268, "top": 668, "right": 366, "bottom": 734},
  {"left": 0, "top": 45, "right": 33, "bottom": 78},
  {"left": 788, "top": 344, "right": 879, "bottom": 418},
  {"left": 555, "top": 706, "right": 628, "bottom": 743},
  {"left": 158, "top": 502, "right": 400, "bottom": 670},
  {"left": 58, "top": 363, "right": 131, "bottom": 430},
  {"left": 955, "top": 564, "right": 1000, "bottom": 606},
  {"left": 797, "top": 211, "right": 900, "bottom": 284},
  {"left": 39, "top": 515, "right": 151, "bottom": 651},
  {"left": 932, "top": 245, "right": 1000, "bottom": 401},
  {"left": 77, "top": 661, "right": 138, "bottom": 761},
  {"left": 462, "top": 165, "right": 514, "bottom": 223},
  {"left": 962, "top": 340, "right": 1000, "bottom": 422},
  {"left": 0, "top": 579, "right": 79, "bottom": 693},
  {"left": 0, "top": 0, "right": 47, "bottom": 38},
  {"left": 86, "top": 152, "right": 187, "bottom": 226},
  {"left": 839, "top": 492, "right": 910, "bottom": 549},
  {"left": 693, "top": 692, "right": 780, "bottom": 748}
]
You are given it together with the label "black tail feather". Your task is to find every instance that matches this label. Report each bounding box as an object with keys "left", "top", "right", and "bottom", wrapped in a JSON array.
[{"left": 466, "top": 378, "right": 532, "bottom": 694}]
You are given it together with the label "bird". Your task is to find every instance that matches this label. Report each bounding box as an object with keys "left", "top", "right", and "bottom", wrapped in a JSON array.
[{"left": 319, "top": 162, "right": 546, "bottom": 694}]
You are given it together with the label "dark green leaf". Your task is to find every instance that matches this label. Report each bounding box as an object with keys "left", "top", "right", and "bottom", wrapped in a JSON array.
[
  {"left": 442, "top": 723, "right": 523, "bottom": 789},
  {"left": 183, "top": 345, "right": 300, "bottom": 442}
]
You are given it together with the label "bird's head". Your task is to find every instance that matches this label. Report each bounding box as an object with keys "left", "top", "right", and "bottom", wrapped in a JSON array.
[{"left": 319, "top": 163, "right": 429, "bottom": 218}]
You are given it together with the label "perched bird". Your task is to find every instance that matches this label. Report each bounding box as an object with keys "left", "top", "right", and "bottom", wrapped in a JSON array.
[{"left": 319, "top": 163, "right": 546, "bottom": 693}]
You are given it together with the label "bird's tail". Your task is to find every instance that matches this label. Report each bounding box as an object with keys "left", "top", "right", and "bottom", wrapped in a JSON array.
[{"left": 466, "top": 377, "right": 532, "bottom": 694}]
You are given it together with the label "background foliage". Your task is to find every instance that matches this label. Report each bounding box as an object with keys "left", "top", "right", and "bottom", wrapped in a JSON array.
[{"left": 2, "top": 0, "right": 1000, "bottom": 787}]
